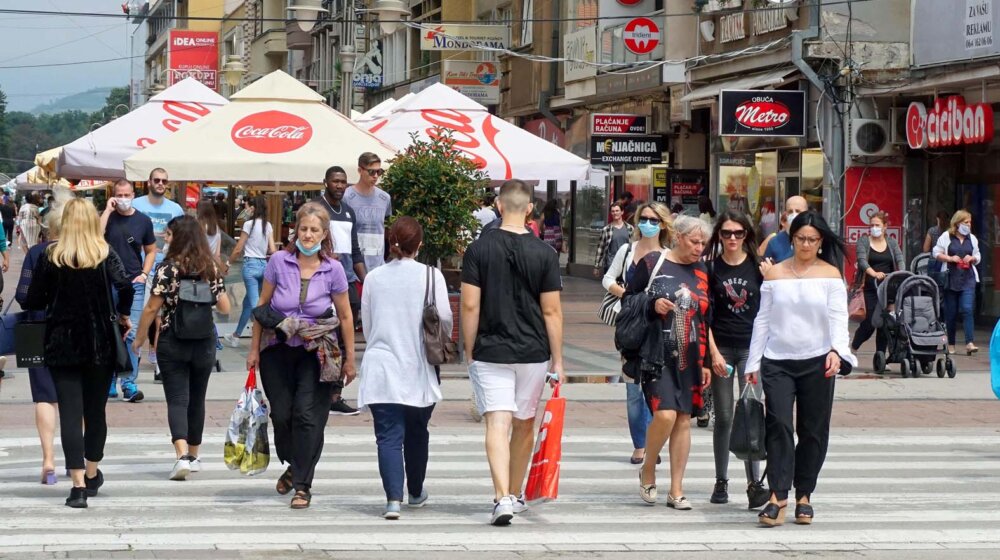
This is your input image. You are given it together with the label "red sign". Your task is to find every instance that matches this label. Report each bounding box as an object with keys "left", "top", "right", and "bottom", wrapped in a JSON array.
[
  {"left": 734, "top": 99, "right": 791, "bottom": 131},
  {"left": 843, "top": 167, "right": 904, "bottom": 282},
  {"left": 592, "top": 114, "right": 647, "bottom": 135},
  {"left": 623, "top": 17, "right": 660, "bottom": 55},
  {"left": 231, "top": 111, "right": 313, "bottom": 154},
  {"left": 906, "top": 96, "right": 994, "bottom": 149},
  {"left": 136, "top": 101, "right": 214, "bottom": 148},
  {"left": 168, "top": 30, "right": 219, "bottom": 91},
  {"left": 523, "top": 117, "right": 566, "bottom": 147},
  {"left": 672, "top": 182, "right": 701, "bottom": 196},
  {"left": 617, "top": 0, "right": 642, "bottom": 4}
]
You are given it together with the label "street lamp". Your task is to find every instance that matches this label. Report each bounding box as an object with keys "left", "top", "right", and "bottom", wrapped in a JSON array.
[
  {"left": 288, "top": 0, "right": 328, "bottom": 33},
  {"left": 372, "top": 0, "right": 409, "bottom": 35},
  {"left": 339, "top": 44, "right": 357, "bottom": 114},
  {"left": 222, "top": 55, "right": 247, "bottom": 88}
]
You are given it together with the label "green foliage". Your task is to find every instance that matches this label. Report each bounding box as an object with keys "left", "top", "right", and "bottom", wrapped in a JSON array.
[
  {"left": 0, "top": 86, "right": 10, "bottom": 175},
  {"left": 91, "top": 87, "right": 132, "bottom": 126},
  {"left": 380, "top": 129, "right": 488, "bottom": 266}
]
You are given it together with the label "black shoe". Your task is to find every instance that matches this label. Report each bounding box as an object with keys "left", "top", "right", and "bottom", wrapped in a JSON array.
[
  {"left": 153, "top": 369, "right": 163, "bottom": 384},
  {"left": 329, "top": 398, "right": 360, "bottom": 416},
  {"left": 710, "top": 478, "right": 729, "bottom": 504},
  {"left": 747, "top": 480, "right": 770, "bottom": 509},
  {"left": 795, "top": 502, "right": 814, "bottom": 525},
  {"left": 66, "top": 486, "right": 88, "bottom": 508},
  {"left": 84, "top": 469, "right": 104, "bottom": 497},
  {"left": 697, "top": 415, "right": 710, "bottom": 428}
]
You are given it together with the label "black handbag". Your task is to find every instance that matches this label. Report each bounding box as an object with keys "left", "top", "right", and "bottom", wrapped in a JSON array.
[
  {"left": 101, "top": 261, "right": 132, "bottom": 375},
  {"left": 0, "top": 298, "right": 27, "bottom": 357},
  {"left": 14, "top": 320, "right": 46, "bottom": 368},
  {"left": 730, "top": 381, "right": 767, "bottom": 462},
  {"left": 614, "top": 251, "right": 666, "bottom": 353}
]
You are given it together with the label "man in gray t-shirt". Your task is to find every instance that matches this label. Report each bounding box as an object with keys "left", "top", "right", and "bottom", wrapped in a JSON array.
[{"left": 345, "top": 152, "right": 391, "bottom": 272}]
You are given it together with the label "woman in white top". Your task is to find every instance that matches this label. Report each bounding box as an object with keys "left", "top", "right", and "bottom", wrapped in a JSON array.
[
  {"left": 18, "top": 193, "right": 42, "bottom": 250},
  {"left": 357, "top": 217, "right": 451, "bottom": 520},
  {"left": 224, "top": 196, "right": 275, "bottom": 346},
  {"left": 746, "top": 211, "right": 856, "bottom": 528},
  {"left": 197, "top": 201, "right": 222, "bottom": 258}
]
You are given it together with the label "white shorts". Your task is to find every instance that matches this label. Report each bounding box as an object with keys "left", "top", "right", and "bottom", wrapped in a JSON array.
[{"left": 469, "top": 361, "right": 549, "bottom": 420}]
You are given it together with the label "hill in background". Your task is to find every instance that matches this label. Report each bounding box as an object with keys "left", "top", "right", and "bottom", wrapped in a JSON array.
[{"left": 31, "top": 87, "right": 115, "bottom": 115}]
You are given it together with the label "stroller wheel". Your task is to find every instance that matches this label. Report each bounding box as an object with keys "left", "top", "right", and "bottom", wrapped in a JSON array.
[
  {"left": 921, "top": 360, "right": 933, "bottom": 376},
  {"left": 873, "top": 351, "right": 886, "bottom": 374},
  {"left": 900, "top": 360, "right": 910, "bottom": 378},
  {"left": 946, "top": 358, "right": 957, "bottom": 379},
  {"left": 936, "top": 359, "right": 946, "bottom": 378}
]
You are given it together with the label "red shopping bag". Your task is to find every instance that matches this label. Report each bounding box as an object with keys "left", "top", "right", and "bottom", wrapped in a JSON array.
[{"left": 524, "top": 383, "right": 565, "bottom": 504}]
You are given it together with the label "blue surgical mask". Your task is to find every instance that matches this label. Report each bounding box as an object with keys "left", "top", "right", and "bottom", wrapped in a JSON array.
[
  {"left": 296, "top": 239, "right": 322, "bottom": 256},
  {"left": 958, "top": 224, "right": 971, "bottom": 236},
  {"left": 870, "top": 226, "right": 883, "bottom": 238},
  {"left": 638, "top": 222, "right": 661, "bottom": 238}
]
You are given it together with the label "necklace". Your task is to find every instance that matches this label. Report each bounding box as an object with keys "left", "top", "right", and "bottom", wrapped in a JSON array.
[
  {"left": 324, "top": 196, "right": 343, "bottom": 215},
  {"left": 789, "top": 259, "right": 818, "bottom": 279}
]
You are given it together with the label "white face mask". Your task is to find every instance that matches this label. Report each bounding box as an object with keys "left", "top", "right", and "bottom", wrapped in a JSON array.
[
  {"left": 958, "top": 224, "right": 971, "bottom": 236},
  {"left": 870, "top": 226, "right": 883, "bottom": 238},
  {"left": 786, "top": 211, "right": 800, "bottom": 226},
  {"left": 115, "top": 197, "right": 133, "bottom": 212}
]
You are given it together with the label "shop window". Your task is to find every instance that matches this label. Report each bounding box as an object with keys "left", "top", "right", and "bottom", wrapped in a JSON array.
[{"left": 572, "top": 179, "right": 608, "bottom": 269}]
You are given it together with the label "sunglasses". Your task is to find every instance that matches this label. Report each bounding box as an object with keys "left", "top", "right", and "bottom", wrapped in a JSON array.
[
  {"left": 720, "top": 229, "right": 746, "bottom": 240},
  {"left": 150, "top": 178, "right": 168, "bottom": 184},
  {"left": 639, "top": 217, "right": 661, "bottom": 226},
  {"left": 365, "top": 168, "right": 385, "bottom": 177}
]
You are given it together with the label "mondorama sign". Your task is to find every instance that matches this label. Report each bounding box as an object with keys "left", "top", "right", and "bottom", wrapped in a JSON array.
[
  {"left": 590, "top": 135, "right": 663, "bottom": 164},
  {"left": 719, "top": 89, "right": 807, "bottom": 137},
  {"left": 912, "top": 0, "right": 1000, "bottom": 66},
  {"left": 420, "top": 24, "right": 510, "bottom": 51}
]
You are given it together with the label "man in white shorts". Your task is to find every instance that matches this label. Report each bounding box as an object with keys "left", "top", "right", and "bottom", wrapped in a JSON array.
[{"left": 461, "top": 179, "right": 565, "bottom": 526}]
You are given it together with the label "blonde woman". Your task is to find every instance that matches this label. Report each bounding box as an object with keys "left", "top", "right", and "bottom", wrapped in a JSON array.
[
  {"left": 25, "top": 198, "right": 135, "bottom": 508},
  {"left": 932, "top": 210, "right": 981, "bottom": 355}
]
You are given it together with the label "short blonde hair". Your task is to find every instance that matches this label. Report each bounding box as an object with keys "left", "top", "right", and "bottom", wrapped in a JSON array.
[
  {"left": 48, "top": 198, "right": 109, "bottom": 269},
  {"left": 632, "top": 201, "right": 674, "bottom": 248},
  {"left": 949, "top": 210, "right": 972, "bottom": 235}
]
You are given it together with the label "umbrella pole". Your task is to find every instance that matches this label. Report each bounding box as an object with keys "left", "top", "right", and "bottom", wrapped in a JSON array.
[{"left": 267, "top": 182, "right": 284, "bottom": 248}]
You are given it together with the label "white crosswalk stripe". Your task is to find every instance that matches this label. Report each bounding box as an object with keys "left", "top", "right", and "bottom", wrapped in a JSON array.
[{"left": 0, "top": 428, "right": 997, "bottom": 554}]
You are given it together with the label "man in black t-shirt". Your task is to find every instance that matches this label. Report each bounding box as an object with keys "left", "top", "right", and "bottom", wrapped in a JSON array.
[{"left": 461, "top": 179, "right": 565, "bottom": 526}]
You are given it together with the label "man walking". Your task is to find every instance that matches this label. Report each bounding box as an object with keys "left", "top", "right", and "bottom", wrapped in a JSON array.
[
  {"left": 461, "top": 179, "right": 566, "bottom": 526},
  {"left": 345, "top": 152, "right": 391, "bottom": 272},
  {"left": 762, "top": 195, "right": 809, "bottom": 264},
  {"left": 316, "top": 165, "right": 364, "bottom": 416},
  {"left": 101, "top": 179, "right": 157, "bottom": 402}
]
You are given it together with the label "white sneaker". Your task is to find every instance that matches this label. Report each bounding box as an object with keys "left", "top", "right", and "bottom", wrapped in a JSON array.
[
  {"left": 491, "top": 496, "right": 514, "bottom": 526},
  {"left": 188, "top": 456, "right": 201, "bottom": 473},
  {"left": 510, "top": 495, "right": 528, "bottom": 514},
  {"left": 224, "top": 334, "right": 240, "bottom": 348},
  {"left": 383, "top": 500, "right": 401, "bottom": 520},
  {"left": 169, "top": 458, "right": 191, "bottom": 481}
]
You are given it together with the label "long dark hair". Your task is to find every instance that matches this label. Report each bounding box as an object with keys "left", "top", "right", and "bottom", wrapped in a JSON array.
[
  {"left": 165, "top": 215, "right": 220, "bottom": 281},
  {"left": 248, "top": 195, "right": 267, "bottom": 235},
  {"left": 789, "top": 210, "right": 847, "bottom": 276},
  {"left": 196, "top": 200, "right": 218, "bottom": 236},
  {"left": 706, "top": 209, "right": 759, "bottom": 265}
]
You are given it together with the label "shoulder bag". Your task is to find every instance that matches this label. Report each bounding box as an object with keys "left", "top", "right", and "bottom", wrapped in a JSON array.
[
  {"left": 423, "top": 265, "right": 458, "bottom": 366},
  {"left": 101, "top": 260, "right": 133, "bottom": 374},
  {"left": 0, "top": 298, "right": 27, "bottom": 357},
  {"left": 174, "top": 277, "right": 217, "bottom": 340},
  {"left": 614, "top": 251, "right": 668, "bottom": 353},
  {"left": 598, "top": 243, "right": 633, "bottom": 326}
]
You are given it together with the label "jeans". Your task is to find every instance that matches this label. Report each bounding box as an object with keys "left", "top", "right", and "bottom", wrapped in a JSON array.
[
  {"left": 50, "top": 365, "right": 114, "bottom": 469},
  {"left": 710, "top": 345, "right": 760, "bottom": 483},
  {"left": 943, "top": 287, "right": 976, "bottom": 345},
  {"left": 625, "top": 381, "right": 651, "bottom": 450},
  {"left": 235, "top": 258, "right": 267, "bottom": 337},
  {"left": 157, "top": 330, "right": 216, "bottom": 445},
  {"left": 369, "top": 403, "right": 435, "bottom": 501},
  {"left": 113, "top": 281, "right": 146, "bottom": 389}
]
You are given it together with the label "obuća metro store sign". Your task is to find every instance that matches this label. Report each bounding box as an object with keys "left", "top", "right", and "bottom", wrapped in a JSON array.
[
  {"left": 905, "top": 96, "right": 995, "bottom": 150},
  {"left": 719, "top": 90, "right": 807, "bottom": 137}
]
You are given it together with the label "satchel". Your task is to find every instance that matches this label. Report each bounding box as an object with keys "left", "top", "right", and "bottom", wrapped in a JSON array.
[
  {"left": 614, "top": 251, "right": 667, "bottom": 353},
  {"left": 101, "top": 261, "right": 133, "bottom": 374},
  {"left": 598, "top": 243, "right": 632, "bottom": 326},
  {"left": 423, "top": 265, "right": 458, "bottom": 366},
  {"left": 730, "top": 381, "right": 767, "bottom": 461},
  {"left": 0, "top": 299, "right": 27, "bottom": 357}
]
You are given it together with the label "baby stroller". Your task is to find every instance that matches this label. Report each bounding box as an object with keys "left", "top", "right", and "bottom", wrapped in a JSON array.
[{"left": 872, "top": 271, "right": 953, "bottom": 378}]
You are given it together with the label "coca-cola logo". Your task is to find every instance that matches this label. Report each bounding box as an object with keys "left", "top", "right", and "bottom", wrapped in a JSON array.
[
  {"left": 734, "top": 99, "right": 791, "bottom": 131},
  {"left": 231, "top": 110, "right": 313, "bottom": 154}
]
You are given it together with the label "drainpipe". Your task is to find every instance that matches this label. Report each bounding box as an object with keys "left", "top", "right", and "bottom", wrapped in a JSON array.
[{"left": 538, "top": 0, "right": 561, "bottom": 130}]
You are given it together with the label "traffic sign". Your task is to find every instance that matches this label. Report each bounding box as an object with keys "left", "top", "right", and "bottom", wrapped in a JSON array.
[{"left": 623, "top": 17, "right": 660, "bottom": 55}]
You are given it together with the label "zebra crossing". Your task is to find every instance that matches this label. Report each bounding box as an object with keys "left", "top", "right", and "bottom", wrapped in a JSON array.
[{"left": 0, "top": 428, "right": 998, "bottom": 555}]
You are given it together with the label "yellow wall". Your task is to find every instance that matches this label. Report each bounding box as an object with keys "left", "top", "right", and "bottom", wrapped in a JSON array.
[{"left": 187, "top": 0, "right": 224, "bottom": 33}]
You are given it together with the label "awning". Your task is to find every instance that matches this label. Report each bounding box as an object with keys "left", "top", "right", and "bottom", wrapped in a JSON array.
[
  {"left": 680, "top": 67, "right": 799, "bottom": 103},
  {"left": 855, "top": 65, "right": 1000, "bottom": 96}
]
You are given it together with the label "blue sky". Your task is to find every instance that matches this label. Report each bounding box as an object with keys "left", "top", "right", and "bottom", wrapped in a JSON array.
[{"left": 0, "top": 0, "right": 134, "bottom": 112}]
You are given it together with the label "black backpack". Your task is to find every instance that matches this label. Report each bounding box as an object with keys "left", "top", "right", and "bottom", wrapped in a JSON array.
[{"left": 173, "top": 277, "right": 217, "bottom": 340}]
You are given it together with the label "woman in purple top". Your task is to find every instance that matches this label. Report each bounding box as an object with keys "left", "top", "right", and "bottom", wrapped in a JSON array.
[{"left": 247, "top": 202, "right": 356, "bottom": 509}]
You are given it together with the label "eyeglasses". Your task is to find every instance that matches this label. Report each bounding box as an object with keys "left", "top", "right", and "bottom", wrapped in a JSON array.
[
  {"left": 720, "top": 229, "right": 746, "bottom": 240},
  {"left": 639, "top": 217, "right": 661, "bottom": 225},
  {"left": 150, "top": 178, "right": 168, "bottom": 184},
  {"left": 793, "top": 235, "right": 822, "bottom": 245},
  {"left": 365, "top": 168, "right": 385, "bottom": 177}
]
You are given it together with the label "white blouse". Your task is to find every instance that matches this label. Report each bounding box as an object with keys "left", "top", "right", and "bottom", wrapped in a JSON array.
[{"left": 745, "top": 278, "right": 858, "bottom": 373}]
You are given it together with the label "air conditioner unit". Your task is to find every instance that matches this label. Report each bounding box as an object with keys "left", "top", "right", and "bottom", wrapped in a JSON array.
[
  {"left": 849, "top": 119, "right": 895, "bottom": 158},
  {"left": 889, "top": 108, "right": 909, "bottom": 145}
]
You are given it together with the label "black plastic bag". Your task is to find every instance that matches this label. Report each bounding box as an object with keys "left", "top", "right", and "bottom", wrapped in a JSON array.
[{"left": 730, "top": 382, "right": 767, "bottom": 462}]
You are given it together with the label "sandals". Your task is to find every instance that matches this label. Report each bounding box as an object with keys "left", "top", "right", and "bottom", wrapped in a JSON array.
[
  {"left": 758, "top": 502, "right": 787, "bottom": 527},
  {"left": 639, "top": 471, "right": 657, "bottom": 504},
  {"left": 275, "top": 467, "right": 294, "bottom": 495},
  {"left": 966, "top": 343, "right": 980, "bottom": 355},
  {"left": 41, "top": 469, "right": 57, "bottom": 485},
  {"left": 290, "top": 490, "right": 312, "bottom": 509},
  {"left": 795, "top": 503, "right": 814, "bottom": 525}
]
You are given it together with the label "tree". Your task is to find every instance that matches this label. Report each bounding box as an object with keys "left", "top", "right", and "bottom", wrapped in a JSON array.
[
  {"left": 379, "top": 130, "right": 488, "bottom": 268},
  {"left": 0, "top": 86, "right": 10, "bottom": 175},
  {"left": 91, "top": 87, "right": 131, "bottom": 126}
]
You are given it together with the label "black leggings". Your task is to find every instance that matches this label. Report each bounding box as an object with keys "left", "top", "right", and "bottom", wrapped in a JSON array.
[
  {"left": 50, "top": 365, "right": 114, "bottom": 470},
  {"left": 158, "top": 330, "right": 217, "bottom": 446},
  {"left": 851, "top": 289, "right": 886, "bottom": 352}
]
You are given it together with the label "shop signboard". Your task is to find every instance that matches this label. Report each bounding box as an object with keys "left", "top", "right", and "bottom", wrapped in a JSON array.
[
  {"left": 420, "top": 24, "right": 510, "bottom": 51},
  {"left": 905, "top": 95, "right": 995, "bottom": 149},
  {"left": 590, "top": 135, "right": 663, "bottom": 164},
  {"left": 167, "top": 30, "right": 219, "bottom": 90},
  {"left": 592, "top": 114, "right": 647, "bottom": 135},
  {"left": 669, "top": 170, "right": 707, "bottom": 214},
  {"left": 652, "top": 166, "right": 668, "bottom": 204},
  {"left": 352, "top": 42, "right": 383, "bottom": 89},
  {"left": 843, "top": 167, "right": 904, "bottom": 282},
  {"left": 618, "top": 0, "right": 643, "bottom": 5},
  {"left": 442, "top": 61, "right": 500, "bottom": 104},
  {"left": 623, "top": 17, "right": 660, "bottom": 55},
  {"left": 719, "top": 89, "right": 806, "bottom": 137},
  {"left": 912, "top": 0, "right": 1000, "bottom": 66},
  {"left": 564, "top": 27, "right": 598, "bottom": 83}
]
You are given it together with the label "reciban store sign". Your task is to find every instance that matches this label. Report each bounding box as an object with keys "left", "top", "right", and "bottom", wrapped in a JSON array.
[
  {"left": 420, "top": 25, "right": 510, "bottom": 51},
  {"left": 913, "top": 0, "right": 1000, "bottom": 66},
  {"left": 590, "top": 135, "right": 664, "bottom": 164}
]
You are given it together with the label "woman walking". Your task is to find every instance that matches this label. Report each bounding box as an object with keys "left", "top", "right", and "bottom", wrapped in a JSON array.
[
  {"left": 18, "top": 193, "right": 42, "bottom": 250},
  {"left": 626, "top": 214, "right": 711, "bottom": 511},
  {"left": 357, "top": 217, "right": 449, "bottom": 519},
  {"left": 25, "top": 198, "right": 135, "bottom": 508},
  {"left": 851, "top": 212, "right": 904, "bottom": 361},
  {"left": 541, "top": 199, "right": 564, "bottom": 252},
  {"left": 603, "top": 202, "right": 670, "bottom": 464},
  {"left": 705, "top": 210, "right": 770, "bottom": 508},
  {"left": 594, "top": 202, "right": 634, "bottom": 278},
  {"left": 747, "top": 211, "right": 856, "bottom": 527},
  {"left": 247, "top": 202, "right": 355, "bottom": 509},
  {"left": 133, "top": 216, "right": 230, "bottom": 480},
  {"left": 225, "top": 196, "right": 274, "bottom": 347},
  {"left": 197, "top": 201, "right": 222, "bottom": 259},
  {"left": 932, "top": 210, "right": 981, "bottom": 355}
]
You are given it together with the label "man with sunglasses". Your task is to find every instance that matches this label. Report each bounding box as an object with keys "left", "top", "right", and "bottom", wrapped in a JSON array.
[{"left": 345, "top": 152, "right": 392, "bottom": 272}]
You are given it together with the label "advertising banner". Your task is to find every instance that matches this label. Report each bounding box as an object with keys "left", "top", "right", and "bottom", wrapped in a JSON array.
[
  {"left": 670, "top": 170, "right": 708, "bottom": 214},
  {"left": 912, "top": 0, "right": 1000, "bottom": 67},
  {"left": 420, "top": 24, "right": 510, "bottom": 51},
  {"left": 168, "top": 30, "right": 219, "bottom": 91},
  {"left": 592, "top": 114, "right": 648, "bottom": 135},
  {"left": 441, "top": 61, "right": 500, "bottom": 104},
  {"left": 719, "top": 89, "right": 807, "bottom": 137},
  {"left": 563, "top": 27, "right": 598, "bottom": 83},
  {"left": 844, "top": 167, "right": 904, "bottom": 282},
  {"left": 352, "top": 42, "right": 383, "bottom": 89},
  {"left": 590, "top": 135, "right": 663, "bottom": 164}
]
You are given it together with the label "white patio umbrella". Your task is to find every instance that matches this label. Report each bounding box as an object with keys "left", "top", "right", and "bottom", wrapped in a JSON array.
[
  {"left": 58, "top": 78, "right": 228, "bottom": 180},
  {"left": 124, "top": 70, "right": 397, "bottom": 185}
]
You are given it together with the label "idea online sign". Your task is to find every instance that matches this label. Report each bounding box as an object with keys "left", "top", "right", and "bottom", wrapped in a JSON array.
[
  {"left": 168, "top": 30, "right": 219, "bottom": 91},
  {"left": 905, "top": 96, "right": 995, "bottom": 150}
]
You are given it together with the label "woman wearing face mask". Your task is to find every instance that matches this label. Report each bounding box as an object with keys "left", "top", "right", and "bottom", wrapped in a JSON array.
[
  {"left": 850, "top": 212, "right": 904, "bottom": 362},
  {"left": 932, "top": 210, "right": 981, "bottom": 355},
  {"left": 604, "top": 202, "right": 672, "bottom": 464},
  {"left": 246, "top": 202, "right": 356, "bottom": 509}
]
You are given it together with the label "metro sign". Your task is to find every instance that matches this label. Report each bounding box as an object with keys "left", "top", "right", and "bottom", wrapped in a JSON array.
[
  {"left": 734, "top": 98, "right": 791, "bottom": 132},
  {"left": 906, "top": 96, "right": 995, "bottom": 150},
  {"left": 623, "top": 17, "right": 660, "bottom": 55}
]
